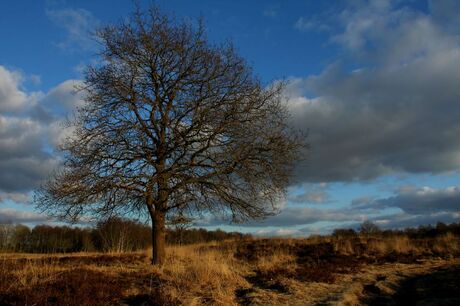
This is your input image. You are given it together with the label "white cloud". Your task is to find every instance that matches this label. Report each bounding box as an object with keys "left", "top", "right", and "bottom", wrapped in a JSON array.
[
  {"left": 370, "top": 211, "right": 460, "bottom": 229},
  {"left": 0, "top": 208, "right": 49, "bottom": 223},
  {"left": 0, "top": 65, "right": 80, "bottom": 202},
  {"left": 256, "top": 228, "right": 302, "bottom": 237},
  {"left": 41, "top": 79, "right": 85, "bottom": 114},
  {"left": 332, "top": 0, "right": 395, "bottom": 51},
  {"left": 0, "top": 66, "right": 30, "bottom": 112},
  {"left": 0, "top": 192, "right": 30, "bottom": 204}
]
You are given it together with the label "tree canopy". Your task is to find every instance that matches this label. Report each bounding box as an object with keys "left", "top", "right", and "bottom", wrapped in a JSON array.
[{"left": 35, "top": 6, "right": 303, "bottom": 264}]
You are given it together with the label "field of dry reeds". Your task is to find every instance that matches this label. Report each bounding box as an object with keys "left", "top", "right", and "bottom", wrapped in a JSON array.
[{"left": 1, "top": 233, "right": 459, "bottom": 305}]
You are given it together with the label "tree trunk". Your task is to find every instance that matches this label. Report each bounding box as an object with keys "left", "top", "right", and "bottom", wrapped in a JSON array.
[{"left": 151, "top": 211, "right": 166, "bottom": 265}]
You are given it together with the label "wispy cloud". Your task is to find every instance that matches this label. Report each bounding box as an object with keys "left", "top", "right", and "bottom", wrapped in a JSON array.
[
  {"left": 46, "top": 8, "right": 99, "bottom": 51},
  {"left": 294, "top": 17, "right": 331, "bottom": 32},
  {"left": 263, "top": 5, "right": 279, "bottom": 18},
  {"left": 289, "top": 183, "right": 331, "bottom": 204}
]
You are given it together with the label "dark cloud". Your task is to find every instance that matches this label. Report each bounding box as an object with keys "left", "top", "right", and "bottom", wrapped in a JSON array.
[
  {"left": 0, "top": 157, "right": 59, "bottom": 192},
  {"left": 288, "top": 1, "right": 460, "bottom": 183},
  {"left": 0, "top": 117, "right": 45, "bottom": 160},
  {"left": 429, "top": 0, "right": 460, "bottom": 32}
]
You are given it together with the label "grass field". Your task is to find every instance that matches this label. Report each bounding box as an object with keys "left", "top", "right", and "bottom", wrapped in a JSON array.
[{"left": 1, "top": 234, "right": 459, "bottom": 305}]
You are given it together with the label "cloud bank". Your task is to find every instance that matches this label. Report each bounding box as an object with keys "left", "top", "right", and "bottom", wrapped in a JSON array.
[
  {"left": 215, "top": 185, "right": 460, "bottom": 235},
  {"left": 289, "top": 0, "right": 460, "bottom": 183}
]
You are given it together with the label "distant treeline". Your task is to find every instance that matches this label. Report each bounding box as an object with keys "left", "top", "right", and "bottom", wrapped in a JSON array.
[
  {"left": 0, "top": 217, "right": 250, "bottom": 253},
  {"left": 2, "top": 219, "right": 459, "bottom": 253},
  {"left": 333, "top": 221, "right": 460, "bottom": 239}
]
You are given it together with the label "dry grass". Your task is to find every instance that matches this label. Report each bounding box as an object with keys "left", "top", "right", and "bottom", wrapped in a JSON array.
[
  {"left": 0, "top": 242, "right": 248, "bottom": 305},
  {"left": 433, "top": 232, "right": 459, "bottom": 254},
  {"left": 0, "top": 235, "right": 459, "bottom": 305},
  {"left": 157, "top": 243, "right": 248, "bottom": 305},
  {"left": 0, "top": 255, "right": 63, "bottom": 290},
  {"left": 331, "top": 234, "right": 460, "bottom": 259},
  {"left": 364, "top": 236, "right": 419, "bottom": 255},
  {"left": 0, "top": 251, "right": 158, "bottom": 305}
]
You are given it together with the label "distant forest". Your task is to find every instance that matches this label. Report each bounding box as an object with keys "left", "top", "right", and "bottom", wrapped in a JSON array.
[
  {"left": 1, "top": 218, "right": 459, "bottom": 254},
  {"left": 0, "top": 217, "right": 250, "bottom": 253}
]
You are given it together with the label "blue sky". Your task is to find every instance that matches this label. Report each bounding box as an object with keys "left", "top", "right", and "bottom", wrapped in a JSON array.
[{"left": 1, "top": 0, "right": 460, "bottom": 236}]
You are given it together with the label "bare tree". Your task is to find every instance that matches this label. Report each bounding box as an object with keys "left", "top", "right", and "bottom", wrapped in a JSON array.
[
  {"left": 0, "top": 222, "right": 14, "bottom": 251},
  {"left": 35, "top": 6, "right": 304, "bottom": 265}
]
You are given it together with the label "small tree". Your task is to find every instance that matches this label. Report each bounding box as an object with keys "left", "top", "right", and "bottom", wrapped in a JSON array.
[
  {"left": 95, "top": 217, "right": 150, "bottom": 252},
  {"left": 35, "top": 6, "right": 303, "bottom": 265},
  {"left": 359, "top": 221, "right": 380, "bottom": 236},
  {"left": 167, "top": 213, "right": 193, "bottom": 245},
  {"left": 332, "top": 228, "right": 356, "bottom": 238}
]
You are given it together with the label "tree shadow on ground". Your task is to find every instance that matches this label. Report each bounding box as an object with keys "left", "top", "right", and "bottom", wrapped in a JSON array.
[{"left": 363, "top": 265, "right": 460, "bottom": 306}]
